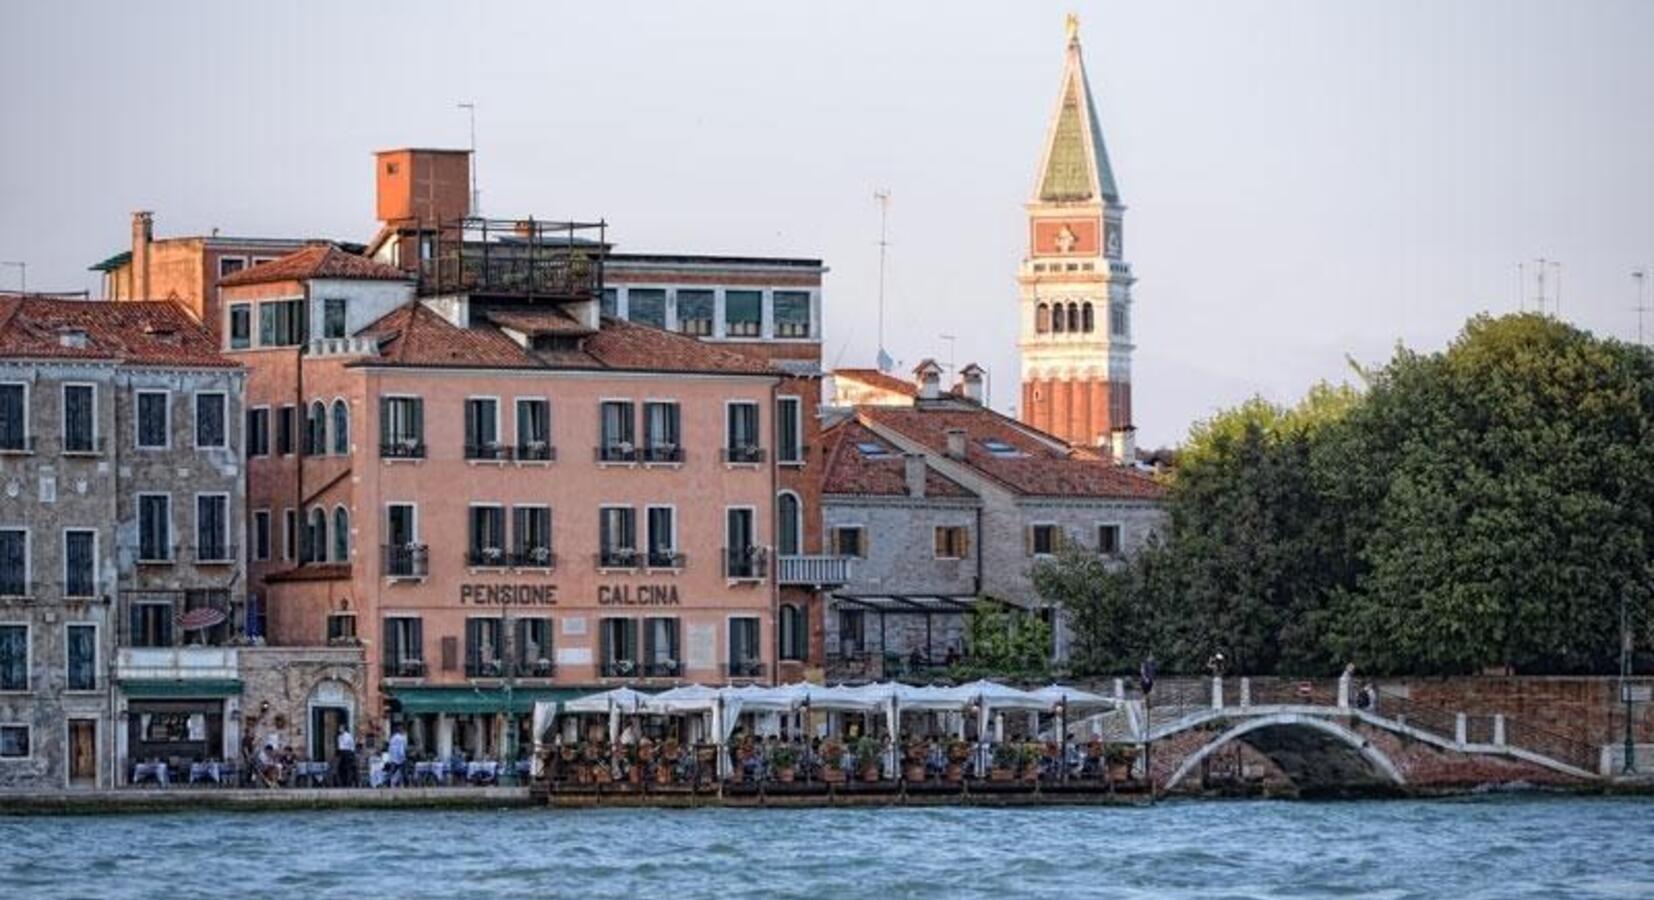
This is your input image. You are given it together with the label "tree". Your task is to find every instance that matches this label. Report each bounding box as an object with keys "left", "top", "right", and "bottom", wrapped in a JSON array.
[{"left": 954, "top": 598, "right": 1053, "bottom": 679}]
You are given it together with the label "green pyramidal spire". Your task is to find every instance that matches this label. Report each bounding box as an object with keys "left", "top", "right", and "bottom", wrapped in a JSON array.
[{"left": 1036, "top": 20, "right": 1120, "bottom": 204}]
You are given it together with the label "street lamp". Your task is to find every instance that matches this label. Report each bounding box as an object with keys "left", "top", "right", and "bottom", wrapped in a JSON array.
[{"left": 1622, "top": 592, "right": 1636, "bottom": 774}]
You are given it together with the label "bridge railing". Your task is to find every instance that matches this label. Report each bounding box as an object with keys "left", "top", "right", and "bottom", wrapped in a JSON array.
[
  {"left": 1373, "top": 687, "right": 1460, "bottom": 743},
  {"left": 1247, "top": 677, "right": 1340, "bottom": 708},
  {"left": 1502, "top": 717, "right": 1598, "bottom": 774}
]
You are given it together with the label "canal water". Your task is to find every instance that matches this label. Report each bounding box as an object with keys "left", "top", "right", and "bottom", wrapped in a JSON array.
[{"left": 2, "top": 795, "right": 1650, "bottom": 899}]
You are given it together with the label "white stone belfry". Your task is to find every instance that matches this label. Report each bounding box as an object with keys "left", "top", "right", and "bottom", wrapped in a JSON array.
[{"left": 1017, "top": 16, "right": 1135, "bottom": 450}]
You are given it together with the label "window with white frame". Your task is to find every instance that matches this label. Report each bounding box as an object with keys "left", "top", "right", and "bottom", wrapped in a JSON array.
[
  {"left": 135, "top": 390, "right": 169, "bottom": 449},
  {"left": 228, "top": 303, "right": 252, "bottom": 350},
  {"left": 252, "top": 510, "right": 271, "bottom": 562},
  {"left": 246, "top": 407, "right": 269, "bottom": 458},
  {"left": 218, "top": 256, "right": 247, "bottom": 279},
  {"left": 138, "top": 495, "right": 171, "bottom": 562},
  {"left": 725, "top": 290, "right": 761, "bottom": 337},
  {"left": 725, "top": 402, "right": 761, "bottom": 463},
  {"left": 63, "top": 529, "right": 96, "bottom": 597},
  {"left": 512, "top": 506, "right": 552, "bottom": 567},
  {"left": 332, "top": 507, "right": 349, "bottom": 562},
  {"left": 196, "top": 495, "right": 230, "bottom": 562},
  {"left": 773, "top": 291, "right": 810, "bottom": 338},
  {"left": 195, "top": 392, "right": 227, "bottom": 449},
  {"left": 0, "top": 725, "right": 27, "bottom": 758},
  {"left": 598, "top": 401, "right": 635, "bottom": 461},
  {"left": 468, "top": 505, "right": 506, "bottom": 566},
  {"left": 66, "top": 624, "right": 96, "bottom": 691},
  {"left": 627, "top": 289, "right": 666, "bottom": 329},
  {"left": 464, "top": 398, "right": 501, "bottom": 460},
  {"left": 599, "top": 507, "right": 636, "bottom": 567},
  {"left": 331, "top": 400, "right": 349, "bottom": 455},
  {"left": 62, "top": 384, "right": 95, "bottom": 454},
  {"left": 282, "top": 509, "right": 297, "bottom": 562},
  {"left": 0, "top": 384, "right": 24, "bottom": 452},
  {"left": 323, "top": 298, "right": 348, "bottom": 339},
  {"left": 305, "top": 401, "right": 327, "bottom": 456},
  {"left": 0, "top": 529, "right": 25, "bottom": 596},
  {"left": 676, "top": 290, "right": 714, "bottom": 336},
  {"left": 642, "top": 401, "right": 680, "bottom": 462},
  {"left": 515, "top": 398, "right": 551, "bottom": 460},
  {"left": 379, "top": 396, "right": 423, "bottom": 457},
  {"left": 0, "top": 624, "right": 27, "bottom": 691},
  {"left": 646, "top": 506, "right": 677, "bottom": 568},
  {"left": 776, "top": 396, "right": 801, "bottom": 463}
]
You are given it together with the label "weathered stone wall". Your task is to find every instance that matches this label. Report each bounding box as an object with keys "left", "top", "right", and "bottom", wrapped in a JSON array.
[{"left": 237, "top": 646, "right": 365, "bottom": 758}]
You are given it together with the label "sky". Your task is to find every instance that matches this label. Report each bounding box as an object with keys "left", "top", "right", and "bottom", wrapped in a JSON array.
[{"left": 2, "top": 1, "right": 1652, "bottom": 447}]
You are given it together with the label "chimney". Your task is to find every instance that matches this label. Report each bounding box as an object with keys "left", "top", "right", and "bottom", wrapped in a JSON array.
[
  {"left": 944, "top": 428, "right": 967, "bottom": 460},
  {"left": 1110, "top": 426, "right": 1137, "bottom": 465},
  {"left": 903, "top": 453, "right": 927, "bottom": 498},
  {"left": 959, "top": 363, "right": 985, "bottom": 405},
  {"left": 913, "top": 359, "right": 943, "bottom": 401},
  {"left": 131, "top": 211, "right": 154, "bottom": 300}
]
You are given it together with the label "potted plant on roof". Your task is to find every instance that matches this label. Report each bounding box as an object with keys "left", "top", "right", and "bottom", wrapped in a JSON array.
[
  {"left": 854, "top": 736, "right": 882, "bottom": 783},
  {"left": 990, "top": 743, "right": 1020, "bottom": 782},
  {"left": 770, "top": 745, "right": 797, "bottom": 783},
  {"left": 821, "top": 738, "right": 846, "bottom": 784}
]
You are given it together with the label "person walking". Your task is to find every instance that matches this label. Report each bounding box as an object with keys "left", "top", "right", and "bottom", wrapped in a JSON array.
[
  {"left": 335, "top": 725, "right": 358, "bottom": 788},
  {"left": 387, "top": 725, "right": 408, "bottom": 788}
]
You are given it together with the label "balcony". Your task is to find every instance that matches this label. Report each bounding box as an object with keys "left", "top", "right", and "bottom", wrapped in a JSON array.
[
  {"left": 413, "top": 217, "right": 607, "bottom": 300},
  {"left": 516, "top": 441, "right": 556, "bottom": 462},
  {"left": 466, "top": 657, "right": 506, "bottom": 679},
  {"left": 116, "top": 646, "right": 239, "bottom": 682},
  {"left": 646, "top": 550, "right": 686, "bottom": 570},
  {"left": 595, "top": 444, "right": 637, "bottom": 464},
  {"left": 510, "top": 547, "right": 557, "bottom": 569},
  {"left": 641, "top": 445, "right": 683, "bottom": 464},
  {"left": 519, "top": 658, "right": 557, "bottom": 678},
  {"left": 600, "top": 659, "right": 639, "bottom": 678},
  {"left": 723, "top": 546, "right": 769, "bottom": 581},
  {"left": 725, "top": 660, "right": 766, "bottom": 680},
  {"left": 383, "top": 544, "right": 430, "bottom": 579},
  {"left": 465, "top": 442, "right": 509, "bottom": 462},
  {"left": 307, "top": 336, "right": 379, "bottom": 358},
  {"left": 721, "top": 445, "right": 766, "bottom": 465},
  {"left": 596, "top": 549, "right": 641, "bottom": 571},
  {"left": 383, "top": 657, "right": 427, "bottom": 679},
  {"left": 777, "top": 555, "right": 853, "bottom": 587},
  {"left": 466, "top": 547, "right": 509, "bottom": 568},
  {"left": 380, "top": 439, "right": 426, "bottom": 460},
  {"left": 643, "top": 660, "right": 682, "bottom": 678}
]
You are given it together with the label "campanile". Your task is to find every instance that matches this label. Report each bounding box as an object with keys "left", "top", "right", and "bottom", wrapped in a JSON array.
[{"left": 1017, "top": 16, "right": 1134, "bottom": 450}]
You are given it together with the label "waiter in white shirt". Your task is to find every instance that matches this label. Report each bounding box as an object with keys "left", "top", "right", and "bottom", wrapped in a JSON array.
[{"left": 335, "top": 725, "right": 358, "bottom": 788}]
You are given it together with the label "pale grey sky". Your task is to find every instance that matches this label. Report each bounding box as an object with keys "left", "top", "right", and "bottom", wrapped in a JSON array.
[{"left": 3, "top": 1, "right": 1652, "bottom": 446}]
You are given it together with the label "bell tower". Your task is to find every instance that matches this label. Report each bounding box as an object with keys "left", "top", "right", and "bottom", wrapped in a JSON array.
[{"left": 1017, "top": 15, "right": 1134, "bottom": 450}]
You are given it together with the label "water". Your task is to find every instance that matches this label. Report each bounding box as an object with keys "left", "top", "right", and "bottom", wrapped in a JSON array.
[{"left": 2, "top": 796, "right": 1651, "bottom": 899}]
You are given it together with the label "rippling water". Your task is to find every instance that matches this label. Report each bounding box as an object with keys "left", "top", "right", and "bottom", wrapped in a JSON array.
[{"left": 3, "top": 796, "right": 1652, "bottom": 899}]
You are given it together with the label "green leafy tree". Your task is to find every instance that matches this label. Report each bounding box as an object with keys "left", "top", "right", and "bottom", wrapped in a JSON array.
[{"left": 954, "top": 598, "right": 1053, "bottom": 679}]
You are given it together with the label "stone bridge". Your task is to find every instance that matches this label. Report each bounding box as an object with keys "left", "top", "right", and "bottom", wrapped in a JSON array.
[{"left": 1100, "top": 677, "right": 1602, "bottom": 796}]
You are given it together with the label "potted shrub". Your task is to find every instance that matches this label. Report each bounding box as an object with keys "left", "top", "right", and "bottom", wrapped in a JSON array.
[
  {"left": 770, "top": 745, "right": 797, "bottom": 783},
  {"left": 1021, "top": 744, "right": 1043, "bottom": 782},
  {"left": 945, "top": 740, "right": 970, "bottom": 780},
  {"left": 990, "top": 743, "right": 1021, "bottom": 782},
  {"left": 1106, "top": 745, "right": 1135, "bottom": 783},
  {"left": 854, "top": 737, "right": 883, "bottom": 782},
  {"left": 903, "top": 741, "right": 928, "bottom": 782},
  {"left": 821, "top": 739, "right": 846, "bottom": 784}
]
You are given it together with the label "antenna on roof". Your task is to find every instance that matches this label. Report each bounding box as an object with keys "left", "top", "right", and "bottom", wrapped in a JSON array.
[
  {"left": 458, "top": 102, "right": 479, "bottom": 216},
  {"left": 1633, "top": 269, "right": 1649, "bottom": 345},
  {"left": 873, "top": 188, "right": 892, "bottom": 372}
]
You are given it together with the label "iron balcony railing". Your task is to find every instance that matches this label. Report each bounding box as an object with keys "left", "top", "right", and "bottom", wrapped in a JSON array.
[
  {"left": 384, "top": 657, "right": 427, "bottom": 679},
  {"left": 646, "top": 550, "right": 686, "bottom": 570},
  {"left": 777, "top": 555, "right": 852, "bottom": 586},
  {"left": 516, "top": 441, "right": 556, "bottom": 462},
  {"left": 380, "top": 439, "right": 426, "bottom": 460},
  {"left": 643, "top": 659, "right": 681, "bottom": 678},
  {"left": 595, "top": 444, "right": 637, "bottom": 463},
  {"left": 601, "top": 659, "right": 639, "bottom": 678},
  {"left": 510, "top": 548, "right": 557, "bottom": 569},
  {"left": 466, "top": 547, "right": 509, "bottom": 568},
  {"left": 641, "top": 445, "right": 683, "bottom": 464},
  {"left": 464, "top": 442, "right": 509, "bottom": 462},
  {"left": 725, "top": 660, "right": 766, "bottom": 679},
  {"left": 413, "top": 217, "right": 607, "bottom": 300},
  {"left": 723, "top": 546, "right": 769, "bottom": 580},
  {"left": 597, "top": 549, "right": 641, "bottom": 570},
  {"left": 383, "top": 544, "right": 430, "bottom": 578},
  {"left": 721, "top": 445, "right": 766, "bottom": 464},
  {"left": 466, "top": 657, "right": 506, "bottom": 679}
]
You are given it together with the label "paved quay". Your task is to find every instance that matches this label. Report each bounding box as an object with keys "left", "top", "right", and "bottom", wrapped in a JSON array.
[{"left": 0, "top": 787, "right": 532, "bottom": 815}]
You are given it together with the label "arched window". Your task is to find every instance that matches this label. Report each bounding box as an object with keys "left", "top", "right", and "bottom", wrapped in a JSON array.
[
  {"left": 331, "top": 400, "right": 349, "bottom": 455},
  {"left": 779, "top": 603, "right": 806, "bottom": 661},
  {"left": 1067, "top": 303, "right": 1080, "bottom": 333},
  {"left": 1052, "top": 303, "right": 1065, "bottom": 333},
  {"left": 307, "top": 401, "right": 327, "bottom": 456},
  {"left": 776, "top": 491, "right": 801, "bottom": 556},
  {"left": 307, "top": 508, "right": 326, "bottom": 564},
  {"left": 1035, "top": 303, "right": 1050, "bottom": 334},
  {"left": 332, "top": 506, "right": 349, "bottom": 562},
  {"left": 1082, "top": 302, "right": 1094, "bottom": 333}
]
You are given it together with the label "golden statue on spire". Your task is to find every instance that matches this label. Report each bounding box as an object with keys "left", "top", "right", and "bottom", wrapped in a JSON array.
[{"left": 1065, "top": 12, "right": 1080, "bottom": 43}]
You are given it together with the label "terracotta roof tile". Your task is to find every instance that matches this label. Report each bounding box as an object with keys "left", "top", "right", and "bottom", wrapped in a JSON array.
[
  {"left": 834, "top": 368, "right": 916, "bottom": 397},
  {"left": 484, "top": 308, "right": 596, "bottom": 337},
  {"left": 858, "top": 404, "right": 1164, "bottom": 500},
  {"left": 821, "top": 420, "right": 975, "bottom": 498},
  {"left": 219, "top": 244, "right": 408, "bottom": 287},
  {"left": 0, "top": 296, "right": 236, "bottom": 368},
  {"left": 357, "top": 303, "right": 536, "bottom": 368}
]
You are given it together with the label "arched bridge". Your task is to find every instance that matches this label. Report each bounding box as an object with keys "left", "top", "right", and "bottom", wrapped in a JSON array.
[{"left": 1098, "top": 677, "right": 1601, "bottom": 796}]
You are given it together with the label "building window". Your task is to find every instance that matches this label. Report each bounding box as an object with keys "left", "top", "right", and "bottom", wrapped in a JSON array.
[
  {"left": 512, "top": 506, "right": 553, "bottom": 567},
  {"left": 1098, "top": 523, "right": 1122, "bottom": 556},
  {"left": 599, "top": 507, "right": 637, "bottom": 567},
  {"left": 774, "top": 291, "right": 811, "bottom": 337},
  {"left": 0, "top": 530, "right": 24, "bottom": 596},
  {"left": 515, "top": 398, "right": 551, "bottom": 460},
  {"left": 383, "top": 616, "right": 424, "bottom": 677},
  {"left": 0, "top": 725, "right": 27, "bottom": 758},
  {"left": 138, "top": 495, "right": 172, "bottom": 562},
  {"left": 467, "top": 505, "right": 506, "bottom": 567},
  {"left": 323, "top": 298, "right": 348, "bottom": 339},
  {"left": 599, "top": 617, "right": 638, "bottom": 676},
  {"left": 246, "top": 407, "right": 269, "bottom": 458},
  {"left": 725, "top": 290, "right": 761, "bottom": 337},
  {"left": 195, "top": 392, "right": 227, "bottom": 449},
  {"left": 779, "top": 604, "right": 806, "bottom": 661},
  {"left": 67, "top": 624, "right": 96, "bottom": 691},
  {"left": 728, "top": 617, "right": 761, "bottom": 676},
  {"left": 464, "top": 398, "right": 501, "bottom": 460},
  {"left": 627, "top": 289, "right": 666, "bottom": 329},
  {"left": 1067, "top": 303, "right": 1080, "bottom": 333},
  {"left": 136, "top": 390, "right": 169, "bottom": 449},
  {"left": 643, "top": 617, "right": 679, "bottom": 677},
  {"left": 333, "top": 507, "right": 349, "bottom": 562},
  {"left": 0, "top": 384, "right": 23, "bottom": 452},
  {"left": 64, "top": 530, "right": 96, "bottom": 597},
  {"left": 327, "top": 613, "right": 357, "bottom": 643},
  {"left": 384, "top": 504, "right": 421, "bottom": 576},
  {"left": 252, "top": 510, "right": 271, "bottom": 562},
  {"left": 725, "top": 402, "right": 761, "bottom": 463},
  {"left": 331, "top": 400, "right": 349, "bottom": 455},
  {"left": 934, "top": 526, "right": 969, "bottom": 560},
  {"left": 0, "top": 624, "right": 26, "bottom": 691},
  {"left": 197, "top": 495, "right": 230, "bottom": 562},
  {"left": 305, "top": 401, "right": 326, "bottom": 456},
  {"left": 516, "top": 618, "right": 554, "bottom": 676},
  {"left": 838, "top": 608, "right": 865, "bottom": 655},
  {"left": 600, "top": 288, "right": 618, "bottom": 318},
  {"left": 1052, "top": 303, "right": 1065, "bottom": 333},
  {"left": 465, "top": 618, "right": 504, "bottom": 677},
  {"left": 1030, "top": 524, "right": 1059, "bottom": 557},
  {"left": 62, "top": 384, "right": 95, "bottom": 453},
  {"left": 646, "top": 506, "right": 677, "bottom": 568},
  {"left": 598, "top": 400, "right": 635, "bottom": 461},
  {"left": 676, "top": 290, "right": 714, "bottom": 336},
  {"left": 228, "top": 303, "right": 252, "bottom": 349},
  {"left": 128, "top": 600, "right": 172, "bottom": 648},
  {"left": 776, "top": 493, "right": 800, "bottom": 556},
  {"left": 1082, "top": 302, "right": 1095, "bottom": 333},
  {"left": 833, "top": 526, "right": 865, "bottom": 559},
  {"left": 380, "top": 397, "right": 424, "bottom": 457},
  {"left": 276, "top": 404, "right": 295, "bottom": 456},
  {"left": 642, "top": 401, "right": 680, "bottom": 462},
  {"left": 304, "top": 508, "right": 326, "bottom": 564},
  {"left": 725, "top": 508, "right": 759, "bottom": 578},
  {"left": 282, "top": 509, "right": 297, "bottom": 563},
  {"left": 258, "top": 299, "right": 306, "bottom": 347},
  {"left": 1036, "top": 303, "right": 1051, "bottom": 334},
  {"left": 776, "top": 397, "right": 802, "bottom": 463},
  {"left": 218, "top": 256, "right": 246, "bottom": 278},
  {"left": 1111, "top": 302, "right": 1128, "bottom": 337}
]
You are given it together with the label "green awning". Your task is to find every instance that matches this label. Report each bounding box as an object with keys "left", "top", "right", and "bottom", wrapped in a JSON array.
[
  {"left": 388, "top": 685, "right": 587, "bottom": 716},
  {"left": 89, "top": 250, "right": 132, "bottom": 272},
  {"left": 119, "top": 679, "right": 243, "bottom": 698}
]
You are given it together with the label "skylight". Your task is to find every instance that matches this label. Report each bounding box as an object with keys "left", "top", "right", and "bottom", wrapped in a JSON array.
[
  {"left": 856, "top": 441, "right": 891, "bottom": 458},
  {"left": 980, "top": 438, "right": 1024, "bottom": 458}
]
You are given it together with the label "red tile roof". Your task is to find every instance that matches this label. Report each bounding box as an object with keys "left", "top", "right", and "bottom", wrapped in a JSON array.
[
  {"left": 834, "top": 368, "right": 916, "bottom": 397},
  {"left": 0, "top": 296, "right": 237, "bottom": 368},
  {"left": 219, "top": 244, "right": 408, "bottom": 287},
  {"left": 858, "top": 404, "right": 1164, "bottom": 500},
  {"left": 484, "top": 308, "right": 596, "bottom": 337},
  {"left": 821, "top": 420, "right": 975, "bottom": 498},
  {"left": 353, "top": 301, "right": 780, "bottom": 376}
]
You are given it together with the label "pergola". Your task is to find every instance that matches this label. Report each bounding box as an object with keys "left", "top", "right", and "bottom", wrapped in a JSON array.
[{"left": 832, "top": 593, "right": 976, "bottom": 662}]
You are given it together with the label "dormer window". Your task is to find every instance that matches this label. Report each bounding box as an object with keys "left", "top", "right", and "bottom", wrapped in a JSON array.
[
  {"left": 531, "top": 334, "right": 582, "bottom": 353},
  {"left": 57, "top": 328, "right": 88, "bottom": 350}
]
